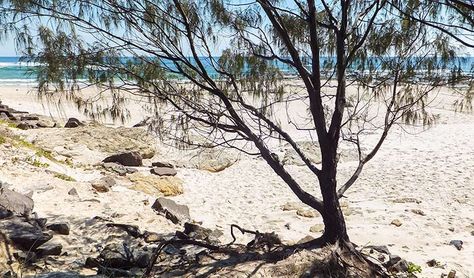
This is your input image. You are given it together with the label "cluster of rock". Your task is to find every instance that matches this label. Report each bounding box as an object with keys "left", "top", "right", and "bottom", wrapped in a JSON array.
[
  {"left": 0, "top": 101, "right": 59, "bottom": 129},
  {"left": 1, "top": 181, "right": 69, "bottom": 275}
]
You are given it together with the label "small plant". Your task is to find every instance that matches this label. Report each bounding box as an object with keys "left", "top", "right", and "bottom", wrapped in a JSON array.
[
  {"left": 0, "top": 119, "right": 18, "bottom": 128},
  {"left": 54, "top": 173, "right": 76, "bottom": 182},
  {"left": 0, "top": 136, "right": 5, "bottom": 144},
  {"left": 407, "top": 262, "right": 422, "bottom": 274},
  {"left": 26, "top": 157, "right": 49, "bottom": 168}
]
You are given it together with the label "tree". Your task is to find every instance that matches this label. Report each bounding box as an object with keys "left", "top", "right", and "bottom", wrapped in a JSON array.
[{"left": 1, "top": 0, "right": 473, "bottom": 248}]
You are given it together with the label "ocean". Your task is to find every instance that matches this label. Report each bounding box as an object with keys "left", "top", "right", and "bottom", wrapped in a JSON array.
[{"left": 0, "top": 56, "right": 472, "bottom": 85}]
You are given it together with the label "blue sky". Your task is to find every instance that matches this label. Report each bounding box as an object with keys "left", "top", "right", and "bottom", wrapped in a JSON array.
[{"left": 0, "top": 37, "right": 15, "bottom": 56}]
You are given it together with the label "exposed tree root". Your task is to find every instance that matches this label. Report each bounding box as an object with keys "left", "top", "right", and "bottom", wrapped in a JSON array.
[{"left": 143, "top": 225, "right": 390, "bottom": 278}]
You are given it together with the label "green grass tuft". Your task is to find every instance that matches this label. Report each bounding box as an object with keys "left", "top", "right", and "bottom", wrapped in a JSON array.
[{"left": 54, "top": 173, "right": 76, "bottom": 182}]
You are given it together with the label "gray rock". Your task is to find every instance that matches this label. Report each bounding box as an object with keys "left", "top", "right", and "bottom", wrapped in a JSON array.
[
  {"left": 103, "top": 152, "right": 143, "bottom": 167},
  {"left": 0, "top": 183, "right": 34, "bottom": 216},
  {"left": 449, "top": 240, "right": 463, "bottom": 250},
  {"left": 152, "top": 197, "right": 190, "bottom": 224},
  {"left": 182, "top": 222, "right": 223, "bottom": 244},
  {"left": 20, "top": 115, "right": 39, "bottom": 121},
  {"left": 36, "top": 243, "right": 62, "bottom": 257},
  {"left": 16, "top": 122, "right": 35, "bottom": 130},
  {"left": 150, "top": 167, "right": 177, "bottom": 176},
  {"left": 1, "top": 217, "right": 52, "bottom": 250},
  {"left": 67, "top": 188, "right": 78, "bottom": 196},
  {"left": 103, "top": 162, "right": 132, "bottom": 176},
  {"left": 64, "top": 117, "right": 83, "bottom": 128},
  {"left": 47, "top": 223, "right": 70, "bottom": 235},
  {"left": 13, "top": 250, "right": 37, "bottom": 264},
  {"left": 151, "top": 161, "right": 174, "bottom": 168}
]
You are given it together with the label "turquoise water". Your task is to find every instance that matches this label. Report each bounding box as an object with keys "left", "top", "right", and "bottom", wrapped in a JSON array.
[{"left": 0, "top": 56, "right": 472, "bottom": 85}]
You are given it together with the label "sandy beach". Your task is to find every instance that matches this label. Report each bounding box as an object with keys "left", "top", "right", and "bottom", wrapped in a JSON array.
[{"left": 0, "top": 84, "right": 473, "bottom": 277}]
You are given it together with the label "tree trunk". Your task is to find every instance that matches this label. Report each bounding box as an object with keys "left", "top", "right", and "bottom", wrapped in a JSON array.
[
  {"left": 319, "top": 148, "right": 349, "bottom": 244},
  {"left": 321, "top": 184, "right": 349, "bottom": 244}
]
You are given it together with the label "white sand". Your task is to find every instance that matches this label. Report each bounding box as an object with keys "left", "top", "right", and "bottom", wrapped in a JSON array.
[{"left": 0, "top": 84, "right": 473, "bottom": 277}]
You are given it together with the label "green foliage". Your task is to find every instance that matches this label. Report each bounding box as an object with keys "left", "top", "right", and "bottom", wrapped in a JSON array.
[
  {"left": 26, "top": 157, "right": 49, "bottom": 168},
  {"left": 0, "top": 136, "right": 5, "bottom": 144},
  {"left": 53, "top": 173, "right": 76, "bottom": 182},
  {"left": 407, "top": 262, "right": 422, "bottom": 274},
  {"left": 0, "top": 119, "right": 18, "bottom": 128}
]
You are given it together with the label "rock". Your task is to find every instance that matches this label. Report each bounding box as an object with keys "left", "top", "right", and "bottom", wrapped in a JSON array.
[
  {"left": 449, "top": 240, "right": 463, "bottom": 250},
  {"left": 427, "top": 259, "right": 441, "bottom": 267},
  {"left": 389, "top": 259, "right": 409, "bottom": 273},
  {"left": 282, "top": 141, "right": 321, "bottom": 166},
  {"left": 36, "top": 243, "right": 62, "bottom": 257},
  {"left": 309, "top": 224, "right": 324, "bottom": 233},
  {"left": 447, "top": 270, "right": 456, "bottom": 278},
  {"left": 36, "top": 120, "right": 56, "bottom": 128},
  {"left": 129, "top": 173, "right": 183, "bottom": 197},
  {"left": 103, "top": 152, "right": 143, "bottom": 166},
  {"left": 92, "top": 183, "right": 109, "bottom": 193},
  {"left": 0, "top": 184, "right": 34, "bottom": 216},
  {"left": 31, "top": 125, "right": 156, "bottom": 162},
  {"left": 20, "top": 115, "right": 39, "bottom": 121},
  {"left": 297, "top": 235, "right": 315, "bottom": 244},
  {"left": 151, "top": 161, "right": 174, "bottom": 168},
  {"left": 150, "top": 167, "right": 177, "bottom": 176},
  {"left": 67, "top": 188, "right": 78, "bottom": 196},
  {"left": 152, "top": 197, "right": 190, "bottom": 224},
  {"left": 411, "top": 209, "right": 426, "bottom": 216},
  {"left": 16, "top": 122, "right": 35, "bottom": 130},
  {"left": 143, "top": 232, "right": 161, "bottom": 243},
  {"left": 296, "top": 209, "right": 317, "bottom": 218},
  {"left": 97, "top": 267, "right": 134, "bottom": 277},
  {"left": 183, "top": 222, "right": 223, "bottom": 243},
  {"left": 391, "top": 219, "right": 402, "bottom": 227},
  {"left": 103, "top": 162, "right": 129, "bottom": 176},
  {"left": 46, "top": 223, "right": 70, "bottom": 235},
  {"left": 98, "top": 243, "right": 150, "bottom": 269},
  {"left": 13, "top": 251, "right": 37, "bottom": 264},
  {"left": 280, "top": 202, "right": 301, "bottom": 211},
  {"left": 1, "top": 218, "right": 53, "bottom": 250},
  {"left": 188, "top": 148, "right": 238, "bottom": 172},
  {"left": 91, "top": 177, "right": 115, "bottom": 193},
  {"left": 64, "top": 117, "right": 83, "bottom": 128}
]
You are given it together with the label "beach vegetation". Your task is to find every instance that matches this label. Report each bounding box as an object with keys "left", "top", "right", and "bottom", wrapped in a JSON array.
[
  {"left": 53, "top": 173, "right": 76, "bottom": 182},
  {"left": 0, "top": 0, "right": 473, "bottom": 275}
]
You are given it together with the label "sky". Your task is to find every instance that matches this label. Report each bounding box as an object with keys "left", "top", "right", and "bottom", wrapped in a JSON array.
[{"left": 0, "top": 37, "right": 15, "bottom": 56}]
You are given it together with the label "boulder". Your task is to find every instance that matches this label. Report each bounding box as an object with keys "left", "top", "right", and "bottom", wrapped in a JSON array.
[
  {"left": 16, "top": 122, "right": 35, "bottom": 130},
  {"left": 0, "top": 183, "right": 34, "bottom": 216},
  {"left": 103, "top": 152, "right": 143, "bottom": 166},
  {"left": 64, "top": 117, "right": 83, "bottom": 128},
  {"left": 150, "top": 167, "right": 177, "bottom": 176},
  {"left": 20, "top": 115, "right": 39, "bottom": 121},
  {"left": 0, "top": 217, "right": 52, "bottom": 250},
  {"left": 46, "top": 223, "right": 70, "bottom": 235},
  {"left": 67, "top": 188, "right": 78, "bottom": 196},
  {"left": 309, "top": 224, "right": 325, "bottom": 233},
  {"left": 152, "top": 197, "right": 190, "bottom": 224},
  {"left": 36, "top": 243, "right": 62, "bottom": 257},
  {"left": 129, "top": 173, "right": 183, "bottom": 197},
  {"left": 296, "top": 209, "right": 317, "bottom": 218},
  {"left": 13, "top": 250, "right": 37, "bottom": 264},
  {"left": 391, "top": 219, "right": 402, "bottom": 227}
]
